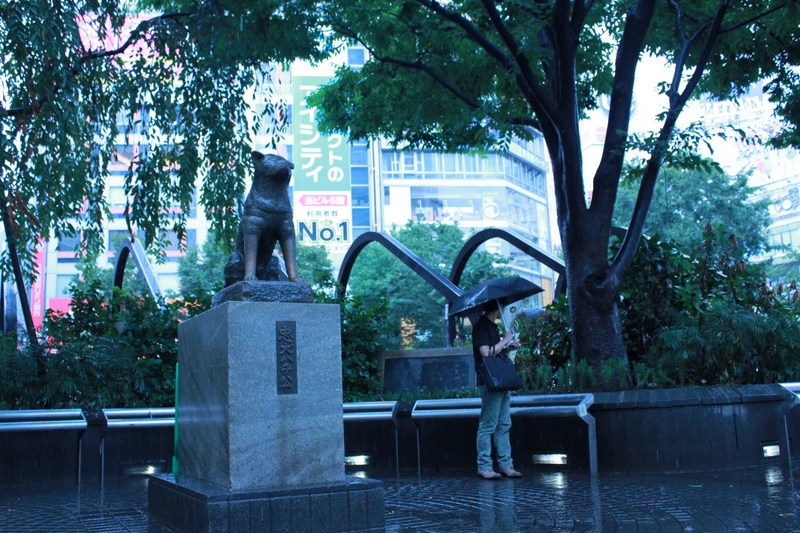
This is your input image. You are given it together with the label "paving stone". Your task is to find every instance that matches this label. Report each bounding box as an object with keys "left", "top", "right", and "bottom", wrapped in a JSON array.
[{"left": 1, "top": 466, "right": 800, "bottom": 532}]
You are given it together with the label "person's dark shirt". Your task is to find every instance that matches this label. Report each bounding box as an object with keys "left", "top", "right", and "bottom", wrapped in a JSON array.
[{"left": 472, "top": 314, "right": 501, "bottom": 386}]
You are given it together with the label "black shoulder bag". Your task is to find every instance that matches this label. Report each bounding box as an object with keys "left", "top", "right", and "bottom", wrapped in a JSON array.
[{"left": 480, "top": 345, "right": 522, "bottom": 392}]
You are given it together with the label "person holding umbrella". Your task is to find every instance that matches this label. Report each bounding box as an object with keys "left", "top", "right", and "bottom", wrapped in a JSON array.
[
  {"left": 472, "top": 299, "right": 522, "bottom": 479},
  {"left": 450, "top": 277, "right": 543, "bottom": 479}
]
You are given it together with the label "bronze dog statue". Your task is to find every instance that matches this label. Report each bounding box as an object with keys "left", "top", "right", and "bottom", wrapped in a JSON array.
[{"left": 223, "top": 151, "right": 299, "bottom": 286}]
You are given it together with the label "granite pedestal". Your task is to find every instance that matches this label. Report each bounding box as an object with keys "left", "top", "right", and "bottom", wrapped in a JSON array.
[{"left": 148, "top": 300, "right": 384, "bottom": 532}]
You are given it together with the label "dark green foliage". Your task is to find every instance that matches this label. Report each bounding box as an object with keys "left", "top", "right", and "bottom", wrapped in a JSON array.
[
  {"left": 614, "top": 164, "right": 771, "bottom": 257},
  {"left": 0, "top": 265, "right": 182, "bottom": 409},
  {"left": 514, "top": 296, "right": 571, "bottom": 390},
  {"left": 616, "top": 234, "right": 695, "bottom": 364},
  {"left": 0, "top": 335, "right": 40, "bottom": 410},
  {"left": 307, "top": 0, "right": 800, "bottom": 368},
  {"left": 515, "top": 226, "right": 800, "bottom": 392},
  {"left": 296, "top": 243, "right": 336, "bottom": 292},
  {"left": 1, "top": 0, "right": 328, "bottom": 276},
  {"left": 644, "top": 226, "right": 800, "bottom": 385},
  {"left": 338, "top": 296, "right": 392, "bottom": 402},
  {"left": 347, "top": 221, "right": 509, "bottom": 349},
  {"left": 177, "top": 236, "right": 228, "bottom": 313}
]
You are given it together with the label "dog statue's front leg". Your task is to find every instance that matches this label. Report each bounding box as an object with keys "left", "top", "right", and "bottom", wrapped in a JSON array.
[
  {"left": 243, "top": 231, "right": 260, "bottom": 281},
  {"left": 280, "top": 233, "right": 299, "bottom": 282}
]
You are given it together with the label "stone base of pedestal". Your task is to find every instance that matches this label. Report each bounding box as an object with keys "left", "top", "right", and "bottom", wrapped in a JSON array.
[
  {"left": 174, "top": 302, "right": 345, "bottom": 491},
  {"left": 211, "top": 280, "right": 314, "bottom": 307},
  {"left": 148, "top": 474, "right": 384, "bottom": 533}
]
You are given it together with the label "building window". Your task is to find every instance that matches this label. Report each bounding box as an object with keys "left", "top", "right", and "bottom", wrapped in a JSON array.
[
  {"left": 352, "top": 207, "right": 370, "bottom": 227},
  {"left": 55, "top": 274, "right": 75, "bottom": 298},
  {"left": 351, "top": 142, "right": 369, "bottom": 166},
  {"left": 351, "top": 167, "right": 369, "bottom": 185},
  {"left": 382, "top": 151, "right": 401, "bottom": 176},
  {"left": 348, "top": 47, "right": 366, "bottom": 67},
  {"left": 57, "top": 232, "right": 81, "bottom": 253},
  {"left": 161, "top": 229, "right": 197, "bottom": 251},
  {"left": 442, "top": 153, "right": 460, "bottom": 174},
  {"left": 403, "top": 152, "right": 420, "bottom": 175},
  {"left": 109, "top": 186, "right": 127, "bottom": 210},
  {"left": 352, "top": 186, "right": 370, "bottom": 207}
]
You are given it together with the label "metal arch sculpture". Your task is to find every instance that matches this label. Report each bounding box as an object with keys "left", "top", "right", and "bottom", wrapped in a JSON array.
[
  {"left": 449, "top": 228, "right": 566, "bottom": 297},
  {"left": 446, "top": 228, "right": 565, "bottom": 345},
  {"left": 113, "top": 237, "right": 162, "bottom": 299},
  {"left": 335, "top": 231, "right": 462, "bottom": 302}
]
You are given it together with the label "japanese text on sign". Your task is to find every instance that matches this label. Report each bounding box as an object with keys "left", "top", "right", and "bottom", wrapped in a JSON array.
[{"left": 293, "top": 79, "right": 350, "bottom": 191}]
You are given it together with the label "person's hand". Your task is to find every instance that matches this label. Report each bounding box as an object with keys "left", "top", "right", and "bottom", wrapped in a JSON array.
[{"left": 502, "top": 330, "right": 519, "bottom": 350}]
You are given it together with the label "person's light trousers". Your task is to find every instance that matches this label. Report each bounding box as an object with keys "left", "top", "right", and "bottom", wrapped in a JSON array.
[{"left": 476, "top": 385, "right": 513, "bottom": 471}]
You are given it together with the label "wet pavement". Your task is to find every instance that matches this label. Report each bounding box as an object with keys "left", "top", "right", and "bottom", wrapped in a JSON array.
[{"left": 0, "top": 465, "right": 799, "bottom": 532}]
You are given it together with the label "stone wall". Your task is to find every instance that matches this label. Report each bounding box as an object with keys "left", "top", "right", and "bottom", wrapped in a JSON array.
[{"left": 379, "top": 347, "right": 475, "bottom": 394}]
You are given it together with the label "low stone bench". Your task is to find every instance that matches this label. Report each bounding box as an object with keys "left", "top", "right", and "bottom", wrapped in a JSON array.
[
  {"left": 343, "top": 401, "right": 406, "bottom": 472},
  {"left": 0, "top": 409, "right": 89, "bottom": 482},
  {"left": 100, "top": 408, "right": 175, "bottom": 482},
  {"left": 411, "top": 394, "right": 597, "bottom": 474}
]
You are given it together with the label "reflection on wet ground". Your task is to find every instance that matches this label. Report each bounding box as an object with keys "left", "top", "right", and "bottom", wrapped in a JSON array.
[
  {"left": 0, "top": 465, "right": 798, "bottom": 532},
  {"left": 381, "top": 466, "right": 800, "bottom": 532}
]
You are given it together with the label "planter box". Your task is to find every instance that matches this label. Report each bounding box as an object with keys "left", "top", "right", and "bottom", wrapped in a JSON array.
[{"left": 590, "top": 384, "right": 796, "bottom": 473}]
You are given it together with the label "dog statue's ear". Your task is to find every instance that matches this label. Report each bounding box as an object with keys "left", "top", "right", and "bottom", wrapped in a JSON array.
[{"left": 252, "top": 151, "right": 265, "bottom": 161}]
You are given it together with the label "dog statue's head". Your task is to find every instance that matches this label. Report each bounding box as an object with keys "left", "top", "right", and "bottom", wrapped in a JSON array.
[{"left": 252, "top": 151, "right": 294, "bottom": 180}]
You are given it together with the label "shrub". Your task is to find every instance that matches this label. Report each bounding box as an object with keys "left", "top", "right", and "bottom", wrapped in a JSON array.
[{"left": 516, "top": 225, "right": 800, "bottom": 391}]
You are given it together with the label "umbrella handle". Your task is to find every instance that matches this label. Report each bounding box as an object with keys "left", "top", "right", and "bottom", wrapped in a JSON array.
[
  {"left": 499, "top": 299, "right": 520, "bottom": 348},
  {"left": 498, "top": 299, "right": 507, "bottom": 329}
]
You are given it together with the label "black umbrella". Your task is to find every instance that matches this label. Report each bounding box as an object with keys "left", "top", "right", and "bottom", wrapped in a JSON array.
[{"left": 448, "top": 277, "right": 544, "bottom": 317}]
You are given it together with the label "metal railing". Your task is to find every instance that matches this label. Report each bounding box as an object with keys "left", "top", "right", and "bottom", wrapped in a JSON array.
[
  {"left": 0, "top": 409, "right": 88, "bottom": 482},
  {"left": 1, "top": 398, "right": 597, "bottom": 482},
  {"left": 411, "top": 394, "right": 597, "bottom": 475},
  {"left": 343, "top": 401, "right": 405, "bottom": 473}
]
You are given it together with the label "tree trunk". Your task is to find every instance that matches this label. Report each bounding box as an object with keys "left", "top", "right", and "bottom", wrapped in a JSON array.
[
  {"left": 0, "top": 189, "right": 39, "bottom": 351},
  {"left": 567, "top": 277, "right": 626, "bottom": 369},
  {"left": 562, "top": 229, "right": 629, "bottom": 376}
]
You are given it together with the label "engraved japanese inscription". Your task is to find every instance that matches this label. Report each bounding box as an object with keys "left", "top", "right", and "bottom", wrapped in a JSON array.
[{"left": 276, "top": 321, "right": 298, "bottom": 394}]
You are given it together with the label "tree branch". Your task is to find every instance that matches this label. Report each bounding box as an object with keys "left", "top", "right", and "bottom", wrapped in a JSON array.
[
  {"left": 673, "top": 1, "right": 730, "bottom": 110},
  {"left": 570, "top": 0, "right": 593, "bottom": 35},
  {"left": 415, "top": 0, "right": 556, "bottom": 129},
  {"left": 333, "top": 24, "right": 484, "bottom": 111},
  {"left": 478, "top": 0, "right": 556, "bottom": 125},
  {"left": 414, "top": 0, "right": 511, "bottom": 66},
  {"left": 547, "top": 0, "right": 593, "bottom": 225},
  {"left": 591, "top": 0, "right": 656, "bottom": 219},
  {"left": 719, "top": 2, "right": 787, "bottom": 34},
  {"left": 2, "top": 12, "right": 190, "bottom": 119},
  {"left": 610, "top": 0, "right": 731, "bottom": 285}
]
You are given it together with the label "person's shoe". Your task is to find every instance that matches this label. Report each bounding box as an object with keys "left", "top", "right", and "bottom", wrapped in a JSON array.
[
  {"left": 500, "top": 467, "right": 522, "bottom": 478},
  {"left": 477, "top": 469, "right": 501, "bottom": 479}
]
